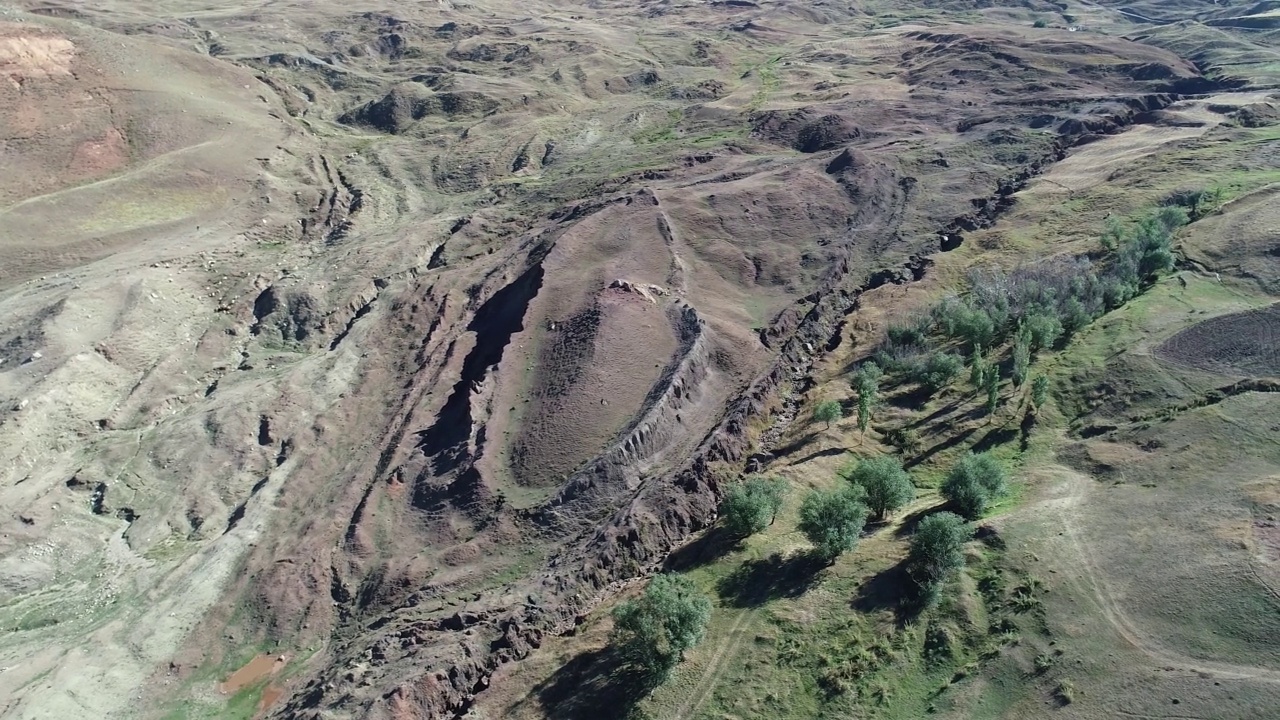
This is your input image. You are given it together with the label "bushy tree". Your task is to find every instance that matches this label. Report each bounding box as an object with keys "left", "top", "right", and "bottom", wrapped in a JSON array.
[
  {"left": 1021, "top": 312, "right": 1063, "bottom": 352},
  {"left": 907, "top": 511, "right": 974, "bottom": 595},
  {"left": 1060, "top": 296, "right": 1091, "bottom": 336},
  {"left": 798, "top": 487, "right": 869, "bottom": 563},
  {"left": 853, "top": 363, "right": 882, "bottom": 437},
  {"left": 611, "top": 574, "right": 712, "bottom": 681},
  {"left": 941, "top": 452, "right": 1007, "bottom": 519},
  {"left": 814, "top": 400, "right": 843, "bottom": 428},
  {"left": 912, "top": 352, "right": 963, "bottom": 393},
  {"left": 843, "top": 455, "right": 915, "bottom": 521},
  {"left": 720, "top": 475, "right": 787, "bottom": 538},
  {"left": 934, "top": 298, "right": 995, "bottom": 350}
]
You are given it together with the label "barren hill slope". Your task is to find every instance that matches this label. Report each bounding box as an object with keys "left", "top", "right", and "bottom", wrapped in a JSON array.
[{"left": 0, "top": 1, "right": 1276, "bottom": 719}]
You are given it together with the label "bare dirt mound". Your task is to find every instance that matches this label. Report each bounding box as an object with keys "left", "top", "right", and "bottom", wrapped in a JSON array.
[{"left": 1156, "top": 304, "right": 1280, "bottom": 377}]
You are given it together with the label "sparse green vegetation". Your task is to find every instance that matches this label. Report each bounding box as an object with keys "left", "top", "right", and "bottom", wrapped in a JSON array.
[
  {"left": 1055, "top": 679, "right": 1076, "bottom": 704},
  {"left": 719, "top": 475, "right": 788, "bottom": 538},
  {"left": 841, "top": 455, "right": 914, "bottom": 521},
  {"left": 611, "top": 573, "right": 712, "bottom": 682},
  {"left": 798, "top": 487, "right": 870, "bottom": 562}
]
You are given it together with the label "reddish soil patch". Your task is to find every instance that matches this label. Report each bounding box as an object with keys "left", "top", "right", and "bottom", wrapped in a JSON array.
[
  {"left": 1155, "top": 304, "right": 1280, "bottom": 376},
  {"left": 259, "top": 685, "right": 285, "bottom": 713},
  {"left": 68, "top": 126, "right": 128, "bottom": 178},
  {"left": 219, "top": 653, "right": 287, "bottom": 695}
]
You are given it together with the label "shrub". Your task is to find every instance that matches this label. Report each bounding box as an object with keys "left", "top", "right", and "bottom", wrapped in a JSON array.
[
  {"left": 720, "top": 475, "right": 787, "bottom": 538},
  {"left": 933, "top": 298, "right": 995, "bottom": 350},
  {"left": 907, "top": 511, "right": 973, "bottom": 593},
  {"left": 1055, "top": 679, "right": 1076, "bottom": 705},
  {"left": 798, "top": 487, "right": 869, "bottom": 562},
  {"left": 814, "top": 399, "right": 843, "bottom": 428},
  {"left": 1033, "top": 18, "right": 1048, "bottom": 27},
  {"left": 883, "top": 426, "right": 922, "bottom": 455},
  {"left": 911, "top": 352, "right": 963, "bottom": 393},
  {"left": 843, "top": 456, "right": 914, "bottom": 520},
  {"left": 611, "top": 574, "right": 712, "bottom": 681},
  {"left": 941, "top": 452, "right": 1007, "bottom": 519},
  {"left": 886, "top": 318, "right": 929, "bottom": 350}
]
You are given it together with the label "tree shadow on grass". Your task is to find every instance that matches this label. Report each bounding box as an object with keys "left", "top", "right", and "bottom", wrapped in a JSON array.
[
  {"left": 664, "top": 525, "right": 740, "bottom": 573},
  {"left": 533, "top": 646, "right": 657, "bottom": 720},
  {"left": 716, "top": 552, "right": 827, "bottom": 608},
  {"left": 904, "top": 427, "right": 976, "bottom": 470},
  {"left": 892, "top": 502, "right": 947, "bottom": 538},
  {"left": 850, "top": 556, "right": 928, "bottom": 626},
  {"left": 909, "top": 394, "right": 968, "bottom": 430},
  {"left": 971, "top": 423, "right": 1019, "bottom": 454},
  {"left": 885, "top": 384, "right": 936, "bottom": 411}
]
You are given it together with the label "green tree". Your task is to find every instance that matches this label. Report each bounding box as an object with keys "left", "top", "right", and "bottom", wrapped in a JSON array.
[
  {"left": 1021, "top": 312, "right": 1062, "bottom": 352},
  {"left": 941, "top": 452, "right": 1008, "bottom": 519},
  {"left": 1011, "top": 329, "right": 1031, "bottom": 387},
  {"left": 720, "top": 475, "right": 787, "bottom": 538},
  {"left": 1060, "top": 296, "right": 1091, "bottom": 336},
  {"left": 798, "top": 487, "right": 869, "bottom": 563},
  {"left": 814, "top": 399, "right": 843, "bottom": 429},
  {"left": 969, "top": 344, "right": 989, "bottom": 389},
  {"left": 913, "top": 352, "right": 963, "bottom": 393},
  {"left": 906, "top": 511, "right": 974, "bottom": 594},
  {"left": 984, "top": 365, "right": 1000, "bottom": 415},
  {"left": 843, "top": 456, "right": 914, "bottom": 521},
  {"left": 1031, "top": 374, "right": 1050, "bottom": 409},
  {"left": 611, "top": 574, "right": 712, "bottom": 682},
  {"left": 853, "top": 363, "right": 882, "bottom": 438}
]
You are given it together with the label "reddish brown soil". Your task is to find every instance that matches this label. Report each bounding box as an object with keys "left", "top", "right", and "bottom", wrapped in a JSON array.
[{"left": 219, "top": 654, "right": 287, "bottom": 695}]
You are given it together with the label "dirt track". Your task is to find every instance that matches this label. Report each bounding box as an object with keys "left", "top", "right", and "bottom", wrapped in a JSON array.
[{"left": 1042, "top": 460, "right": 1280, "bottom": 685}]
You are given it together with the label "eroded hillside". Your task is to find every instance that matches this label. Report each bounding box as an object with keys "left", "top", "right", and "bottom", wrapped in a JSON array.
[{"left": 0, "top": 0, "right": 1276, "bottom": 719}]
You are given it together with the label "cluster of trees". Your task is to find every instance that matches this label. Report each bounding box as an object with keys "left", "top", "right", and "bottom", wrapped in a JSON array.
[
  {"left": 614, "top": 450, "right": 1008, "bottom": 686},
  {"left": 606, "top": 202, "right": 1191, "bottom": 691},
  {"left": 868, "top": 206, "right": 1186, "bottom": 404}
]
